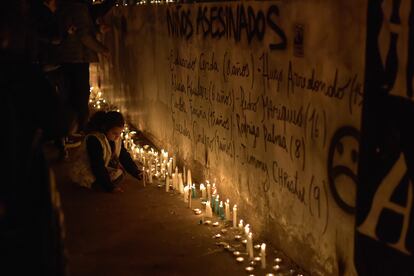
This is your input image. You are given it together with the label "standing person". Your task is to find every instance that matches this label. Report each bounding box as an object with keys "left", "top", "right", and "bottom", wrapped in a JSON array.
[
  {"left": 1, "top": 1, "right": 70, "bottom": 275},
  {"left": 57, "top": 0, "right": 110, "bottom": 141},
  {"left": 69, "top": 111, "right": 142, "bottom": 192},
  {"left": 34, "top": 0, "right": 77, "bottom": 157}
]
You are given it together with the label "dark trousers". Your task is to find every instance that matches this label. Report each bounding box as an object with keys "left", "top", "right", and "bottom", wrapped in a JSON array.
[{"left": 61, "top": 63, "right": 90, "bottom": 133}]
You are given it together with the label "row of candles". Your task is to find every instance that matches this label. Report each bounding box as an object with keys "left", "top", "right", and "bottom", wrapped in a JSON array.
[
  {"left": 89, "top": 88, "right": 304, "bottom": 275},
  {"left": 122, "top": 130, "right": 276, "bottom": 272},
  {"left": 115, "top": 0, "right": 176, "bottom": 6}
]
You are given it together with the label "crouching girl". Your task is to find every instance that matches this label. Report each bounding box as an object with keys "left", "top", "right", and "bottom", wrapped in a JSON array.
[{"left": 70, "top": 111, "right": 142, "bottom": 192}]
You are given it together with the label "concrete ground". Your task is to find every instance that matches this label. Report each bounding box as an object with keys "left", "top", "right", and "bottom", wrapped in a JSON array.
[{"left": 52, "top": 147, "right": 306, "bottom": 276}]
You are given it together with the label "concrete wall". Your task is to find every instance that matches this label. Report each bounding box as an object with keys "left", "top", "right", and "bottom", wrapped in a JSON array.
[{"left": 97, "top": 1, "right": 367, "bottom": 274}]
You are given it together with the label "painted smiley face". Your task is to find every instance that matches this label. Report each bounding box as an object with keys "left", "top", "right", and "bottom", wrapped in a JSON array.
[{"left": 328, "top": 126, "right": 360, "bottom": 214}]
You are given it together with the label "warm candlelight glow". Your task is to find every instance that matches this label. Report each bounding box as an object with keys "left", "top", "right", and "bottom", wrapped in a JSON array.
[{"left": 261, "top": 243, "right": 266, "bottom": 269}]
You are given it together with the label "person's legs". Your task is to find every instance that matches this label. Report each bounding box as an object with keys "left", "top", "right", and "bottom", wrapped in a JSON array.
[
  {"left": 43, "top": 66, "right": 73, "bottom": 157},
  {"left": 62, "top": 63, "right": 90, "bottom": 134},
  {"left": 71, "top": 63, "right": 90, "bottom": 133}
]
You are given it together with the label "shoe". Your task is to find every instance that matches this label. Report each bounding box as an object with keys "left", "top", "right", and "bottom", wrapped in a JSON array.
[{"left": 65, "top": 135, "right": 82, "bottom": 148}]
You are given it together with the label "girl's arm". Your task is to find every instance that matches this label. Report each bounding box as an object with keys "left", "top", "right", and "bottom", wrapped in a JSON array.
[{"left": 119, "top": 143, "right": 142, "bottom": 180}]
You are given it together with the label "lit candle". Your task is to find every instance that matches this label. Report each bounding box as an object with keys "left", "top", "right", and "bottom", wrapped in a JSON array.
[
  {"left": 162, "top": 150, "right": 168, "bottom": 162},
  {"left": 244, "top": 224, "right": 250, "bottom": 236},
  {"left": 206, "top": 182, "right": 211, "bottom": 201},
  {"left": 142, "top": 166, "right": 146, "bottom": 187},
  {"left": 191, "top": 184, "right": 196, "bottom": 198},
  {"left": 233, "top": 205, "right": 237, "bottom": 227},
  {"left": 219, "top": 201, "right": 224, "bottom": 219},
  {"left": 238, "top": 219, "right": 244, "bottom": 229},
  {"left": 148, "top": 168, "right": 153, "bottom": 183},
  {"left": 171, "top": 173, "right": 176, "bottom": 190},
  {"left": 174, "top": 167, "right": 179, "bottom": 189},
  {"left": 184, "top": 186, "right": 189, "bottom": 202},
  {"left": 247, "top": 232, "right": 254, "bottom": 259},
  {"left": 225, "top": 199, "right": 230, "bottom": 221},
  {"left": 165, "top": 176, "right": 170, "bottom": 192},
  {"left": 168, "top": 158, "right": 173, "bottom": 175},
  {"left": 188, "top": 184, "right": 192, "bottom": 208},
  {"left": 187, "top": 169, "right": 192, "bottom": 186},
  {"left": 205, "top": 200, "right": 213, "bottom": 217},
  {"left": 161, "top": 160, "right": 166, "bottom": 175},
  {"left": 212, "top": 183, "right": 217, "bottom": 196},
  {"left": 200, "top": 184, "right": 206, "bottom": 200},
  {"left": 214, "top": 195, "right": 220, "bottom": 214},
  {"left": 260, "top": 243, "right": 266, "bottom": 269},
  {"left": 178, "top": 173, "right": 184, "bottom": 193}
]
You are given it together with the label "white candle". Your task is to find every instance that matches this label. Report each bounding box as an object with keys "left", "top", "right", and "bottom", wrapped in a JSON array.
[
  {"left": 168, "top": 158, "right": 173, "bottom": 175},
  {"left": 187, "top": 169, "right": 192, "bottom": 186},
  {"left": 162, "top": 150, "right": 168, "bottom": 162},
  {"left": 171, "top": 173, "right": 176, "bottom": 190},
  {"left": 247, "top": 232, "right": 254, "bottom": 259},
  {"left": 165, "top": 176, "right": 170, "bottom": 192},
  {"left": 174, "top": 167, "right": 179, "bottom": 189},
  {"left": 260, "top": 243, "right": 266, "bottom": 269},
  {"left": 161, "top": 160, "right": 166, "bottom": 175},
  {"left": 178, "top": 173, "right": 184, "bottom": 193},
  {"left": 225, "top": 199, "right": 230, "bottom": 221},
  {"left": 206, "top": 182, "right": 211, "bottom": 201},
  {"left": 205, "top": 200, "right": 213, "bottom": 217},
  {"left": 142, "top": 166, "right": 146, "bottom": 187},
  {"left": 233, "top": 205, "right": 237, "bottom": 228},
  {"left": 200, "top": 184, "right": 206, "bottom": 200},
  {"left": 148, "top": 169, "right": 153, "bottom": 183},
  {"left": 244, "top": 224, "right": 250, "bottom": 236},
  {"left": 188, "top": 184, "right": 192, "bottom": 208},
  {"left": 238, "top": 219, "right": 244, "bottom": 229},
  {"left": 184, "top": 186, "right": 189, "bottom": 202}
]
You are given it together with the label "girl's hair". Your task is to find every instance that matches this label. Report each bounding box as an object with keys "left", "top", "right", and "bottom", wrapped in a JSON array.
[
  {"left": 87, "top": 111, "right": 125, "bottom": 133},
  {"left": 103, "top": 111, "right": 125, "bottom": 132}
]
